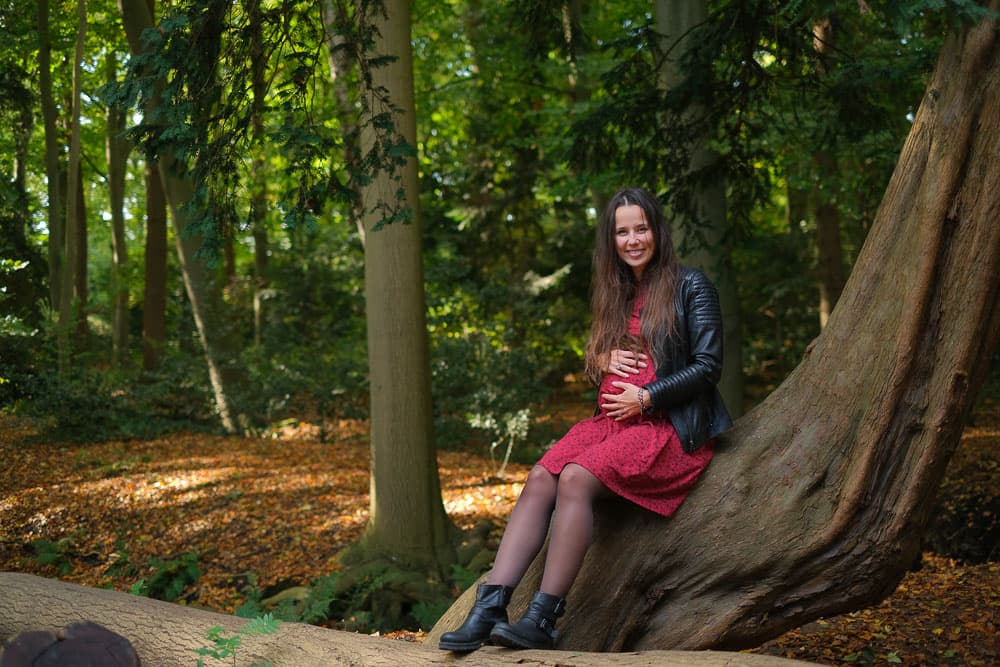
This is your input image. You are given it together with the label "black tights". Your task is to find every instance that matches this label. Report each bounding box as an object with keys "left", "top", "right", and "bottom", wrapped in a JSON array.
[{"left": 487, "top": 463, "right": 610, "bottom": 597}]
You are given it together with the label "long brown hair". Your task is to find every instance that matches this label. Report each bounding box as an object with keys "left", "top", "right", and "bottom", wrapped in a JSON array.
[{"left": 584, "top": 188, "right": 680, "bottom": 383}]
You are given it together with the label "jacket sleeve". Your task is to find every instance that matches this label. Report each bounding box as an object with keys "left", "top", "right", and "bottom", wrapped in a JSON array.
[{"left": 643, "top": 270, "right": 724, "bottom": 409}]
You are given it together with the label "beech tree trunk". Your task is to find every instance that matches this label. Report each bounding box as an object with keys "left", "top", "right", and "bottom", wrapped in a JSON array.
[
  {"left": 811, "top": 18, "right": 846, "bottom": 329},
  {"left": 57, "top": 0, "right": 86, "bottom": 369},
  {"left": 431, "top": 4, "right": 1000, "bottom": 651},
  {"left": 0, "top": 573, "right": 816, "bottom": 667},
  {"left": 37, "top": 0, "right": 64, "bottom": 315},
  {"left": 248, "top": 0, "right": 270, "bottom": 346},
  {"left": 354, "top": 0, "right": 457, "bottom": 569},
  {"left": 142, "top": 163, "right": 167, "bottom": 372},
  {"left": 72, "top": 173, "right": 89, "bottom": 340},
  {"left": 321, "top": 0, "right": 366, "bottom": 245},
  {"left": 107, "top": 54, "right": 131, "bottom": 368}
]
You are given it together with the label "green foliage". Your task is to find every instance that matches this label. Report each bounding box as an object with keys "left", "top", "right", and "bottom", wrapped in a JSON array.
[
  {"left": 31, "top": 537, "right": 74, "bottom": 576},
  {"left": 246, "top": 559, "right": 462, "bottom": 633},
  {"left": 430, "top": 329, "right": 549, "bottom": 456},
  {"left": 145, "top": 551, "right": 201, "bottom": 602},
  {"left": 0, "top": 312, "right": 41, "bottom": 410},
  {"left": 16, "top": 361, "right": 213, "bottom": 442},
  {"left": 732, "top": 217, "right": 820, "bottom": 400},
  {"left": 447, "top": 561, "right": 483, "bottom": 593},
  {"left": 194, "top": 613, "right": 279, "bottom": 667}
]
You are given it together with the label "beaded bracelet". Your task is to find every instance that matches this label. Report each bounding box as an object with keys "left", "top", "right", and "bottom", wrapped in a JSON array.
[{"left": 637, "top": 387, "right": 647, "bottom": 413}]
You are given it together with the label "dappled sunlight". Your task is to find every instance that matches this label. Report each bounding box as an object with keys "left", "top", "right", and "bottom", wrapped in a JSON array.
[{"left": 442, "top": 480, "right": 523, "bottom": 524}]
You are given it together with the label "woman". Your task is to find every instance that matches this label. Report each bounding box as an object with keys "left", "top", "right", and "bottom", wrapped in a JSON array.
[{"left": 439, "top": 187, "right": 732, "bottom": 652}]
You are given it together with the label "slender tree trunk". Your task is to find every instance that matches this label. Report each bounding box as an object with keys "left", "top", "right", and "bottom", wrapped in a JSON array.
[
  {"left": 811, "top": 18, "right": 846, "bottom": 329},
  {"left": 142, "top": 164, "right": 168, "bottom": 371},
  {"left": 118, "top": 0, "right": 242, "bottom": 432},
  {"left": 140, "top": 0, "right": 166, "bottom": 373},
  {"left": 57, "top": 0, "right": 85, "bottom": 369},
  {"left": 813, "top": 152, "right": 845, "bottom": 328},
  {"left": 321, "top": 0, "right": 366, "bottom": 245},
  {"left": 432, "top": 3, "right": 1000, "bottom": 650},
  {"left": 654, "top": 0, "right": 744, "bottom": 416},
  {"left": 248, "top": 0, "right": 270, "bottom": 346},
  {"left": 73, "top": 173, "right": 88, "bottom": 340},
  {"left": 37, "top": 0, "right": 64, "bottom": 314},
  {"left": 355, "top": 0, "right": 457, "bottom": 569},
  {"left": 107, "top": 55, "right": 131, "bottom": 367}
]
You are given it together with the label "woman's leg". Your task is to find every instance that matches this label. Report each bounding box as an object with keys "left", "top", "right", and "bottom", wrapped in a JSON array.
[
  {"left": 488, "top": 463, "right": 610, "bottom": 650},
  {"left": 488, "top": 465, "right": 558, "bottom": 588},
  {"left": 538, "top": 463, "right": 610, "bottom": 597}
]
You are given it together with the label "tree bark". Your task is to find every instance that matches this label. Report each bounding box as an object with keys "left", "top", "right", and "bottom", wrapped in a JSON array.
[
  {"left": 431, "top": 4, "right": 1000, "bottom": 651},
  {"left": 249, "top": 0, "right": 270, "bottom": 346},
  {"left": 37, "top": 0, "right": 64, "bottom": 314},
  {"left": 107, "top": 54, "right": 131, "bottom": 368},
  {"left": 72, "top": 172, "right": 89, "bottom": 340},
  {"left": 142, "top": 163, "right": 167, "bottom": 372},
  {"left": 321, "top": 0, "right": 366, "bottom": 245},
  {"left": 57, "top": 0, "right": 86, "bottom": 369},
  {"left": 354, "top": 0, "right": 457, "bottom": 569},
  {"left": 0, "top": 573, "right": 817, "bottom": 667},
  {"left": 654, "top": 0, "right": 744, "bottom": 417},
  {"left": 811, "top": 18, "right": 846, "bottom": 329}
]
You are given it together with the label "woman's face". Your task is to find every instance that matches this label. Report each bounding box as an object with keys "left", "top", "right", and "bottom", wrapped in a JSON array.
[{"left": 614, "top": 204, "right": 655, "bottom": 279}]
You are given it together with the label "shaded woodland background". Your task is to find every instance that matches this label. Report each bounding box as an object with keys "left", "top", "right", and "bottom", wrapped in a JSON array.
[{"left": 1, "top": 0, "right": 998, "bottom": 664}]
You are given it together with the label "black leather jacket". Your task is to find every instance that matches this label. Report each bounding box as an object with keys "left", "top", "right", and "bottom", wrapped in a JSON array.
[{"left": 643, "top": 267, "right": 733, "bottom": 452}]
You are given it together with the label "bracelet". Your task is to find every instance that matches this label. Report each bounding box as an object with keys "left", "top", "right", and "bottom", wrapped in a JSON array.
[{"left": 637, "top": 387, "right": 646, "bottom": 413}]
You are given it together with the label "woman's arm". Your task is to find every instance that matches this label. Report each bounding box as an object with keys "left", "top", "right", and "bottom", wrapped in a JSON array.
[{"left": 643, "top": 270, "right": 724, "bottom": 410}]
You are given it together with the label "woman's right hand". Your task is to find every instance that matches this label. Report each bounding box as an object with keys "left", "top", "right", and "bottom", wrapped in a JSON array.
[{"left": 607, "top": 349, "right": 649, "bottom": 377}]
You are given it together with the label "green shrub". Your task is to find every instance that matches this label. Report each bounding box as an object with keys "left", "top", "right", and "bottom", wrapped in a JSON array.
[{"left": 145, "top": 551, "right": 201, "bottom": 602}]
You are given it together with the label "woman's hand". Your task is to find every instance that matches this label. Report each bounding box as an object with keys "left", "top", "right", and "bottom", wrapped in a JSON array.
[
  {"left": 607, "top": 349, "right": 649, "bottom": 378},
  {"left": 601, "top": 381, "right": 645, "bottom": 421}
]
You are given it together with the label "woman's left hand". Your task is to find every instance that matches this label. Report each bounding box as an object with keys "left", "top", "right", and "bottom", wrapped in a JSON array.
[{"left": 601, "top": 381, "right": 644, "bottom": 421}]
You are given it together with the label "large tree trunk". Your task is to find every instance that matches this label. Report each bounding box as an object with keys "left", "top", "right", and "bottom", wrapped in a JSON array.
[
  {"left": 0, "top": 573, "right": 816, "bottom": 667},
  {"left": 354, "top": 0, "right": 457, "bottom": 569},
  {"left": 117, "top": 0, "right": 242, "bottom": 432},
  {"left": 431, "top": 4, "right": 1000, "bottom": 651},
  {"left": 654, "top": 0, "right": 744, "bottom": 416}
]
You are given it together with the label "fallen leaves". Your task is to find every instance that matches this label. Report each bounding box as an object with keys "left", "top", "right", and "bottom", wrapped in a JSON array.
[{"left": 0, "top": 395, "right": 997, "bottom": 665}]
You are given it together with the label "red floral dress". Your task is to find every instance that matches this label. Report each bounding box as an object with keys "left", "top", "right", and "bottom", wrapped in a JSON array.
[{"left": 537, "top": 293, "right": 714, "bottom": 517}]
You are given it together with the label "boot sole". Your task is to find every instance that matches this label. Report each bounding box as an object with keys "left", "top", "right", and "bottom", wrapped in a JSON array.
[
  {"left": 438, "top": 639, "right": 488, "bottom": 652},
  {"left": 489, "top": 626, "right": 552, "bottom": 650}
]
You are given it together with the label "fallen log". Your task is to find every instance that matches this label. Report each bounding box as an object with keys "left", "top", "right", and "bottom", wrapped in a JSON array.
[{"left": 0, "top": 572, "right": 817, "bottom": 666}]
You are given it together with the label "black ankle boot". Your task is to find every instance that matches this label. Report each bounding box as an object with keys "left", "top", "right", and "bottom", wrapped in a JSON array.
[
  {"left": 438, "top": 583, "right": 514, "bottom": 652},
  {"left": 489, "top": 590, "right": 565, "bottom": 650}
]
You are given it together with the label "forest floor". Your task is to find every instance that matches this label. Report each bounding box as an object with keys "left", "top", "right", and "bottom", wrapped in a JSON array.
[{"left": 0, "top": 392, "right": 997, "bottom": 666}]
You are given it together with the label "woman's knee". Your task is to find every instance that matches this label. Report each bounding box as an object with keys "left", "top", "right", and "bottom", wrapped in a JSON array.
[
  {"left": 556, "top": 463, "right": 605, "bottom": 502},
  {"left": 520, "top": 465, "right": 558, "bottom": 504}
]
